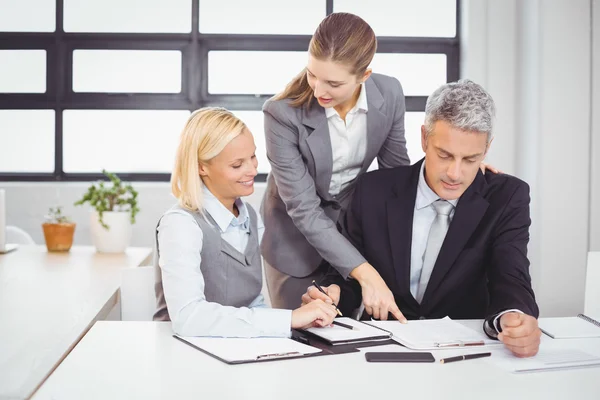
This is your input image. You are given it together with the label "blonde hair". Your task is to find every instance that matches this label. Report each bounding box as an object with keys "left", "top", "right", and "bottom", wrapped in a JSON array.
[
  {"left": 171, "top": 107, "right": 246, "bottom": 211},
  {"left": 275, "top": 13, "right": 377, "bottom": 108}
]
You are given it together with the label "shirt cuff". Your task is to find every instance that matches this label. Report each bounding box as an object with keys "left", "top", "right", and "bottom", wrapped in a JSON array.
[
  {"left": 251, "top": 307, "right": 293, "bottom": 337},
  {"left": 493, "top": 309, "right": 524, "bottom": 333}
]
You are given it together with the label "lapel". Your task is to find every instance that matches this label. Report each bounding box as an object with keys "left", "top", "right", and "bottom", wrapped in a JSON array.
[
  {"left": 302, "top": 104, "right": 334, "bottom": 200},
  {"left": 386, "top": 160, "right": 422, "bottom": 306},
  {"left": 361, "top": 78, "right": 387, "bottom": 172},
  {"left": 420, "top": 171, "right": 490, "bottom": 306}
]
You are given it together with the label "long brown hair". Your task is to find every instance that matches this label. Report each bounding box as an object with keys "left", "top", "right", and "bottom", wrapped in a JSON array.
[{"left": 274, "top": 13, "right": 377, "bottom": 108}]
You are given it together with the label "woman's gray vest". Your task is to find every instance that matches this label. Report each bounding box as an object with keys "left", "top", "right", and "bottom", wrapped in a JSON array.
[{"left": 153, "top": 203, "right": 262, "bottom": 321}]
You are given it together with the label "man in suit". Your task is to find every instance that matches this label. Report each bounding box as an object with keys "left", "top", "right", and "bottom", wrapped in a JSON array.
[{"left": 302, "top": 79, "right": 541, "bottom": 357}]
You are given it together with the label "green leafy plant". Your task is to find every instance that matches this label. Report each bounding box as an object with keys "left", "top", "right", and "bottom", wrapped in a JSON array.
[
  {"left": 74, "top": 170, "right": 140, "bottom": 230},
  {"left": 44, "top": 206, "right": 72, "bottom": 224}
]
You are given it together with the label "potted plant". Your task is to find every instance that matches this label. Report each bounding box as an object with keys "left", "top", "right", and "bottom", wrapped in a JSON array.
[
  {"left": 74, "top": 170, "right": 140, "bottom": 253},
  {"left": 42, "top": 206, "right": 76, "bottom": 252}
]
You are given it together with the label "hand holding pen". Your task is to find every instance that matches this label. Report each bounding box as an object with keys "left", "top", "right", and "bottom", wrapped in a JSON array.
[{"left": 301, "top": 281, "right": 343, "bottom": 316}]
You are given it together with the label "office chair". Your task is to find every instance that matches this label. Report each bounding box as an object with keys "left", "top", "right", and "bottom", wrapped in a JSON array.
[{"left": 6, "top": 225, "right": 35, "bottom": 245}]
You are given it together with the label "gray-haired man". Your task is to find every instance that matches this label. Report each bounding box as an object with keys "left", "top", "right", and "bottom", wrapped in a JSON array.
[{"left": 303, "top": 79, "right": 541, "bottom": 357}]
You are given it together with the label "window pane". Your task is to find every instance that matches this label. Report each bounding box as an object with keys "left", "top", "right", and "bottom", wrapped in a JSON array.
[
  {"left": 368, "top": 112, "right": 424, "bottom": 171},
  {"left": 73, "top": 50, "right": 182, "bottom": 93},
  {"left": 209, "top": 51, "right": 305, "bottom": 95},
  {"left": 405, "top": 112, "right": 425, "bottom": 164},
  {"left": 370, "top": 54, "right": 446, "bottom": 96},
  {"left": 63, "top": 110, "right": 190, "bottom": 173},
  {"left": 64, "top": 0, "right": 191, "bottom": 33},
  {"left": 234, "top": 109, "right": 423, "bottom": 175},
  {"left": 0, "top": 110, "right": 54, "bottom": 172},
  {"left": 334, "top": 0, "right": 456, "bottom": 37},
  {"left": 0, "top": 0, "right": 55, "bottom": 32},
  {"left": 0, "top": 50, "right": 46, "bottom": 93},
  {"left": 230, "top": 111, "right": 270, "bottom": 174},
  {"left": 199, "top": 0, "right": 324, "bottom": 34}
]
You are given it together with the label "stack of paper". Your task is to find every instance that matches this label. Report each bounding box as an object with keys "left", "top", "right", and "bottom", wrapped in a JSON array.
[
  {"left": 489, "top": 347, "right": 600, "bottom": 373},
  {"left": 539, "top": 316, "right": 600, "bottom": 339},
  {"left": 367, "top": 317, "right": 500, "bottom": 350}
]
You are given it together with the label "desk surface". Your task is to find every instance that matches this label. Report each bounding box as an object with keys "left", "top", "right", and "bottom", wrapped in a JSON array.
[
  {"left": 33, "top": 320, "right": 600, "bottom": 400},
  {"left": 0, "top": 245, "right": 152, "bottom": 400}
]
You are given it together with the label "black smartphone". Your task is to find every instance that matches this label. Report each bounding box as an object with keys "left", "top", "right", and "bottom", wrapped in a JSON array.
[{"left": 365, "top": 352, "right": 435, "bottom": 363}]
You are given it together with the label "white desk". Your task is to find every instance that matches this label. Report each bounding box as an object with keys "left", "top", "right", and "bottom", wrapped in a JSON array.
[
  {"left": 33, "top": 320, "right": 600, "bottom": 400},
  {"left": 0, "top": 245, "right": 152, "bottom": 400}
]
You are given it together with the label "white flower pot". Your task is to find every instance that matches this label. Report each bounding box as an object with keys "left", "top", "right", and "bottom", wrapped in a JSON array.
[{"left": 90, "top": 211, "right": 132, "bottom": 253}]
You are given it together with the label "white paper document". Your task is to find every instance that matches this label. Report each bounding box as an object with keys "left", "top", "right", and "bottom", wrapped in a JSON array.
[
  {"left": 368, "top": 317, "right": 500, "bottom": 350},
  {"left": 175, "top": 336, "right": 322, "bottom": 363},
  {"left": 539, "top": 316, "right": 600, "bottom": 339},
  {"left": 305, "top": 317, "right": 391, "bottom": 345},
  {"left": 489, "top": 347, "right": 600, "bottom": 373}
]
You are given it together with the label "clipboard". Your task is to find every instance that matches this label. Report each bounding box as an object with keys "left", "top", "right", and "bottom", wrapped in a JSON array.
[
  {"left": 173, "top": 328, "right": 399, "bottom": 365},
  {"left": 301, "top": 317, "right": 393, "bottom": 345},
  {"left": 173, "top": 335, "right": 322, "bottom": 365}
]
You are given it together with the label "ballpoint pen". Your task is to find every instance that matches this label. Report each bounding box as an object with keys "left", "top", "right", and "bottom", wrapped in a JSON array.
[
  {"left": 256, "top": 351, "right": 301, "bottom": 360},
  {"left": 434, "top": 340, "right": 485, "bottom": 348},
  {"left": 440, "top": 352, "right": 491, "bottom": 364},
  {"left": 312, "top": 280, "right": 343, "bottom": 316},
  {"left": 332, "top": 320, "right": 359, "bottom": 330}
]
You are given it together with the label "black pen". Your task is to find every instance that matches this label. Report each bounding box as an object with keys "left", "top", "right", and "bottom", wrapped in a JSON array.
[
  {"left": 312, "top": 280, "right": 343, "bottom": 316},
  {"left": 332, "top": 320, "right": 359, "bottom": 330},
  {"left": 440, "top": 352, "right": 492, "bottom": 364}
]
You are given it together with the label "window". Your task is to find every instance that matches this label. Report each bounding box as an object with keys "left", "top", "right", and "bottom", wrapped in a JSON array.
[{"left": 0, "top": 0, "right": 459, "bottom": 181}]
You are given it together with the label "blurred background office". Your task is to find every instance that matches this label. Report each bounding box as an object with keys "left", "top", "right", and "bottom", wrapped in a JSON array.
[{"left": 0, "top": 0, "right": 597, "bottom": 317}]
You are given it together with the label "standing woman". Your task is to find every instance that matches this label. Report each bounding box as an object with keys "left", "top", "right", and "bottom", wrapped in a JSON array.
[{"left": 261, "top": 13, "right": 408, "bottom": 320}]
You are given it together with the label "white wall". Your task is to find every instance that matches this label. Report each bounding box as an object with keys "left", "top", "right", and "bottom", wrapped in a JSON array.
[
  {"left": 463, "top": 0, "right": 593, "bottom": 316},
  {"left": 0, "top": 181, "right": 267, "bottom": 248},
  {"left": 2, "top": 0, "right": 596, "bottom": 317},
  {"left": 591, "top": 0, "right": 600, "bottom": 251}
]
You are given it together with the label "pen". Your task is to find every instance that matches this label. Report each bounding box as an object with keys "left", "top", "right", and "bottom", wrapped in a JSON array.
[
  {"left": 434, "top": 340, "right": 485, "bottom": 348},
  {"left": 312, "top": 280, "right": 343, "bottom": 316},
  {"left": 256, "top": 351, "right": 301, "bottom": 360},
  {"left": 332, "top": 320, "right": 359, "bottom": 330},
  {"left": 440, "top": 352, "right": 491, "bottom": 364}
]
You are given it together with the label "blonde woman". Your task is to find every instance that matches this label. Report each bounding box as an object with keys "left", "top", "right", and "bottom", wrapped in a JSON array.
[{"left": 154, "top": 107, "right": 337, "bottom": 337}]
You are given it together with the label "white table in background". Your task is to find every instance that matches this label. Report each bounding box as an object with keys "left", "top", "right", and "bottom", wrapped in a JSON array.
[
  {"left": 32, "top": 320, "right": 600, "bottom": 400},
  {"left": 0, "top": 245, "right": 152, "bottom": 400}
]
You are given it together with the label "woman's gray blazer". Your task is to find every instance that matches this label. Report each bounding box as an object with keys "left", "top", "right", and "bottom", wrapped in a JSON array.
[{"left": 260, "top": 73, "right": 410, "bottom": 279}]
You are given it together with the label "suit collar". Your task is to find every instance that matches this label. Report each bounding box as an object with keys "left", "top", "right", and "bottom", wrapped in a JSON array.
[
  {"left": 387, "top": 160, "right": 423, "bottom": 305},
  {"left": 365, "top": 77, "right": 384, "bottom": 111},
  {"left": 303, "top": 106, "right": 333, "bottom": 198},
  {"left": 361, "top": 79, "right": 387, "bottom": 171}
]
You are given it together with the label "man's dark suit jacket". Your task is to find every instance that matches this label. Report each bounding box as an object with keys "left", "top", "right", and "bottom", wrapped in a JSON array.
[{"left": 323, "top": 159, "right": 539, "bottom": 325}]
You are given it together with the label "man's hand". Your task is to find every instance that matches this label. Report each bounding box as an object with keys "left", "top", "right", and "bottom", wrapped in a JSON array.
[
  {"left": 498, "top": 312, "right": 541, "bottom": 358},
  {"left": 350, "top": 263, "right": 407, "bottom": 323},
  {"left": 301, "top": 284, "right": 341, "bottom": 306}
]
